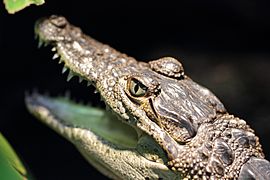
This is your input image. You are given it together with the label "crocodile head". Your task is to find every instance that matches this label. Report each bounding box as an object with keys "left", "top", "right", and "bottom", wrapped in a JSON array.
[
  {"left": 26, "top": 15, "right": 270, "bottom": 179},
  {"left": 34, "top": 15, "right": 227, "bottom": 149},
  {"left": 30, "top": 15, "right": 185, "bottom": 179}
]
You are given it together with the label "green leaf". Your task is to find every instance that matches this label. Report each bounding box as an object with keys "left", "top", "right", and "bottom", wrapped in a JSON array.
[
  {"left": 3, "top": 0, "right": 45, "bottom": 14},
  {"left": 0, "top": 132, "right": 28, "bottom": 180}
]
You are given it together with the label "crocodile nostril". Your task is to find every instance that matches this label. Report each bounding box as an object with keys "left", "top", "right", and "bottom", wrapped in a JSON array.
[{"left": 50, "top": 16, "right": 67, "bottom": 28}]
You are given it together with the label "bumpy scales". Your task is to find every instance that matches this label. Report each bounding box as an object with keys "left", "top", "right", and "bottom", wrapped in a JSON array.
[{"left": 27, "top": 15, "right": 270, "bottom": 179}]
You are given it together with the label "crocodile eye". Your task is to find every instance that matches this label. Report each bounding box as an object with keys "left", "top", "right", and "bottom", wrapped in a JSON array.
[{"left": 129, "top": 78, "right": 148, "bottom": 97}]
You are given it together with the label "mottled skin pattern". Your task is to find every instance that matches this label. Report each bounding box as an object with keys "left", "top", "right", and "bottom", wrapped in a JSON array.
[{"left": 34, "top": 15, "right": 269, "bottom": 179}]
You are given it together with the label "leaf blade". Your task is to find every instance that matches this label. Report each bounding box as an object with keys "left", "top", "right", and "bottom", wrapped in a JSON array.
[{"left": 3, "top": 0, "right": 45, "bottom": 14}]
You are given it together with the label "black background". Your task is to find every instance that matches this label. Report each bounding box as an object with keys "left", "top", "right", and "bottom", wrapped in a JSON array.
[{"left": 1, "top": 1, "right": 270, "bottom": 179}]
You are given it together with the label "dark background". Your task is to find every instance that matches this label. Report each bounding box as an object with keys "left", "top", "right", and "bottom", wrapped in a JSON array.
[{"left": 1, "top": 1, "right": 270, "bottom": 179}]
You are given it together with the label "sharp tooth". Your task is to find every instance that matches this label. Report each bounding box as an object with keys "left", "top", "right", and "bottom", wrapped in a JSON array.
[
  {"left": 94, "top": 90, "right": 98, "bottom": 94},
  {"left": 58, "top": 57, "right": 64, "bottom": 64},
  {"left": 62, "top": 66, "right": 68, "bottom": 74},
  {"left": 87, "top": 82, "right": 91, "bottom": 86},
  {"left": 51, "top": 47, "right": 57, "bottom": 51},
  {"left": 38, "top": 40, "right": 43, "bottom": 48},
  {"left": 67, "top": 71, "right": 74, "bottom": 81},
  {"left": 79, "top": 77, "right": 83, "bottom": 83},
  {"left": 52, "top": 53, "right": 59, "bottom": 60}
]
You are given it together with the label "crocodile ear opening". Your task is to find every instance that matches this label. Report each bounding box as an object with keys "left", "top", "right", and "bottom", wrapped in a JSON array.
[{"left": 25, "top": 93, "right": 138, "bottom": 149}]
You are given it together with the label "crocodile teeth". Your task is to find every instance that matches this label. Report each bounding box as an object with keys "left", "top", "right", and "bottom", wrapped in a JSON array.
[
  {"left": 58, "top": 57, "right": 64, "bottom": 64},
  {"left": 78, "top": 77, "right": 83, "bottom": 83},
  {"left": 38, "top": 40, "right": 43, "bottom": 48},
  {"left": 67, "top": 71, "right": 74, "bottom": 81},
  {"left": 51, "top": 47, "right": 57, "bottom": 51},
  {"left": 52, "top": 53, "right": 59, "bottom": 60},
  {"left": 87, "top": 82, "right": 91, "bottom": 86},
  {"left": 62, "top": 66, "right": 68, "bottom": 74}
]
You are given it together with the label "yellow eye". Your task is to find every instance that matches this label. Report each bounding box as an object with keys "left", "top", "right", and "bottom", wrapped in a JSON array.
[{"left": 129, "top": 78, "right": 148, "bottom": 97}]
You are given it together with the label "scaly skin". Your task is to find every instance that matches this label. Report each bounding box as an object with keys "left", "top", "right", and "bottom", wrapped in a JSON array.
[{"left": 26, "top": 15, "right": 270, "bottom": 179}]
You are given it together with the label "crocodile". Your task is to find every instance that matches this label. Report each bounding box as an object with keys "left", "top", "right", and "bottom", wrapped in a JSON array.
[{"left": 25, "top": 15, "right": 270, "bottom": 179}]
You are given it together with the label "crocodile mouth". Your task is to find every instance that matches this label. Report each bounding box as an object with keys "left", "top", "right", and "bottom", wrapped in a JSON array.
[
  {"left": 25, "top": 92, "right": 138, "bottom": 148},
  {"left": 27, "top": 30, "right": 144, "bottom": 148}
]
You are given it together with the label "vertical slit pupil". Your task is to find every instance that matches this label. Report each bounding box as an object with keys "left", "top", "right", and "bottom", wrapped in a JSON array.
[
  {"left": 129, "top": 78, "right": 148, "bottom": 97},
  {"left": 134, "top": 84, "right": 139, "bottom": 93}
]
